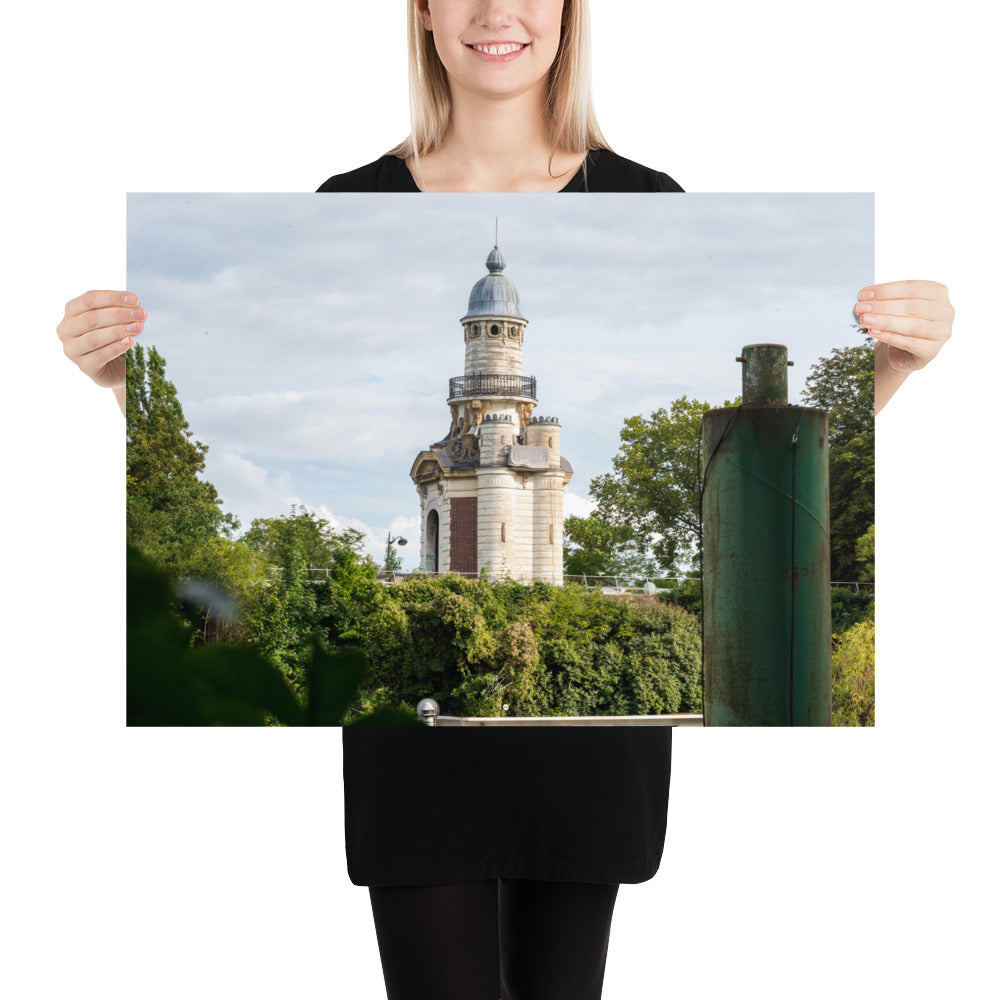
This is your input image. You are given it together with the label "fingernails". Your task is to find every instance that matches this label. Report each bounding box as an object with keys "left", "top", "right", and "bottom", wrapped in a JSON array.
[
  {"left": 121, "top": 336, "right": 134, "bottom": 348},
  {"left": 855, "top": 302, "right": 872, "bottom": 315},
  {"left": 859, "top": 288, "right": 875, "bottom": 300},
  {"left": 123, "top": 293, "right": 139, "bottom": 306},
  {"left": 126, "top": 322, "right": 143, "bottom": 333},
  {"left": 129, "top": 308, "right": 147, "bottom": 321}
]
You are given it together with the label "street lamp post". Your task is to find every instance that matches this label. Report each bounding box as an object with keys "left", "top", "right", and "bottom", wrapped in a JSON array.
[{"left": 384, "top": 532, "right": 408, "bottom": 576}]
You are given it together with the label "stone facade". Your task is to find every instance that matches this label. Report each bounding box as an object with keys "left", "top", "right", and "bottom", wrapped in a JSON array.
[{"left": 409, "top": 244, "right": 572, "bottom": 584}]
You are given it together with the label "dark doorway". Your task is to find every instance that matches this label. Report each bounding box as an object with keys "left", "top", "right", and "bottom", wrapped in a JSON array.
[{"left": 427, "top": 509, "right": 439, "bottom": 573}]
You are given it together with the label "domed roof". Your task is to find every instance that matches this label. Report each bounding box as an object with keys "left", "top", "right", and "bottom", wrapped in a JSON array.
[{"left": 461, "top": 244, "right": 526, "bottom": 322}]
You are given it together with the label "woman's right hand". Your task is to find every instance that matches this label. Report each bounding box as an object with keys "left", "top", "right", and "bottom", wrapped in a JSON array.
[{"left": 57, "top": 290, "right": 145, "bottom": 389}]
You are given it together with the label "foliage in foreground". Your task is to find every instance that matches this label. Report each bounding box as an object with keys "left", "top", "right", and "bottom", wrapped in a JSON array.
[
  {"left": 832, "top": 618, "right": 875, "bottom": 727},
  {"left": 126, "top": 546, "right": 417, "bottom": 727}
]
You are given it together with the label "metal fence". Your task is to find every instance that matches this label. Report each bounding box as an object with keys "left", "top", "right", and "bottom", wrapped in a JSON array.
[
  {"left": 272, "top": 567, "right": 873, "bottom": 592},
  {"left": 448, "top": 374, "right": 537, "bottom": 399}
]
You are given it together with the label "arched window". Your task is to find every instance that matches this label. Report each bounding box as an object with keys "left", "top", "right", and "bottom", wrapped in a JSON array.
[{"left": 426, "top": 509, "right": 440, "bottom": 573}]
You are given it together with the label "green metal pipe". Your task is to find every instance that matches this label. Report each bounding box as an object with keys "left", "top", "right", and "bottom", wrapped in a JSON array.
[{"left": 700, "top": 345, "right": 832, "bottom": 726}]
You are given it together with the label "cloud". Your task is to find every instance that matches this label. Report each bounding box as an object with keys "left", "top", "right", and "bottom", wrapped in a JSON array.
[
  {"left": 207, "top": 450, "right": 296, "bottom": 526},
  {"left": 563, "top": 492, "right": 596, "bottom": 519}
]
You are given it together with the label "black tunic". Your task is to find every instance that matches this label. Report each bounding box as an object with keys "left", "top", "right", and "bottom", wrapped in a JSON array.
[
  {"left": 319, "top": 149, "right": 682, "bottom": 887},
  {"left": 318, "top": 148, "right": 683, "bottom": 194}
]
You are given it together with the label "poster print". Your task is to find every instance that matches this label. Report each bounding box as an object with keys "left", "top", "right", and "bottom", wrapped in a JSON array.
[{"left": 128, "top": 193, "right": 873, "bottom": 726}]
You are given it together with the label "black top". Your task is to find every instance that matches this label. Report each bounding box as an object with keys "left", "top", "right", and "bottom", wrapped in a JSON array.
[
  {"left": 321, "top": 149, "right": 682, "bottom": 887},
  {"left": 317, "top": 148, "right": 684, "bottom": 194}
]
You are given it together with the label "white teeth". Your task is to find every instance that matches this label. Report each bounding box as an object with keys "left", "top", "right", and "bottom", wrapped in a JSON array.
[{"left": 472, "top": 43, "right": 526, "bottom": 56}]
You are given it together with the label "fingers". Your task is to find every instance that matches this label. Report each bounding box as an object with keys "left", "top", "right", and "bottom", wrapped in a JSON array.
[
  {"left": 84, "top": 337, "right": 136, "bottom": 388},
  {"left": 57, "top": 290, "right": 146, "bottom": 385},
  {"left": 853, "top": 279, "right": 953, "bottom": 371},
  {"left": 61, "top": 308, "right": 145, "bottom": 359},
  {"left": 857, "top": 279, "right": 949, "bottom": 303},
  {"left": 62, "top": 289, "right": 138, "bottom": 317},
  {"left": 861, "top": 320, "right": 941, "bottom": 367},
  {"left": 865, "top": 329, "right": 927, "bottom": 363},
  {"left": 855, "top": 298, "right": 947, "bottom": 324},
  {"left": 855, "top": 282, "right": 953, "bottom": 321},
  {"left": 855, "top": 314, "right": 941, "bottom": 345}
]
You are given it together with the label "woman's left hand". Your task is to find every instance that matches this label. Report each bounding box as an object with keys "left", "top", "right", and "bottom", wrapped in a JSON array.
[{"left": 854, "top": 279, "right": 954, "bottom": 372}]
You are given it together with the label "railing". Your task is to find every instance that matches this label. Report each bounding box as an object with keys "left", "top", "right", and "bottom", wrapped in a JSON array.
[
  {"left": 437, "top": 714, "right": 702, "bottom": 726},
  {"left": 564, "top": 575, "right": 697, "bottom": 593},
  {"left": 415, "top": 699, "right": 702, "bottom": 727},
  {"left": 267, "top": 566, "right": 336, "bottom": 582},
  {"left": 448, "top": 374, "right": 536, "bottom": 399},
  {"left": 377, "top": 570, "right": 481, "bottom": 583},
  {"left": 275, "top": 568, "right": 872, "bottom": 593}
]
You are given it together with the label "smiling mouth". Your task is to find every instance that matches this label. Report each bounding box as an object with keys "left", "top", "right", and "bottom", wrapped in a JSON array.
[{"left": 467, "top": 42, "right": 529, "bottom": 56}]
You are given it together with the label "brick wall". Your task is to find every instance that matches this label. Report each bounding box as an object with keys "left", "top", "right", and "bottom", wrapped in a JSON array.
[{"left": 450, "top": 497, "right": 478, "bottom": 574}]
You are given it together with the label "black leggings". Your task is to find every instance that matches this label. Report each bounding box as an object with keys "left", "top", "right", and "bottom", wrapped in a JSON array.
[{"left": 369, "top": 879, "right": 620, "bottom": 1000}]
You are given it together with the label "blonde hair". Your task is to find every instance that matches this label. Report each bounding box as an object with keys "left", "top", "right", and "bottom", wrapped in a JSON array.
[{"left": 388, "top": 0, "right": 610, "bottom": 160}]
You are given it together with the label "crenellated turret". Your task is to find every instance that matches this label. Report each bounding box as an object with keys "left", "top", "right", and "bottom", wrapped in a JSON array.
[
  {"left": 525, "top": 416, "right": 561, "bottom": 470},
  {"left": 479, "top": 413, "right": 515, "bottom": 468}
]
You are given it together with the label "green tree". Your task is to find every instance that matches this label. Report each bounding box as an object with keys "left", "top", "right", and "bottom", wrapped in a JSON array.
[
  {"left": 238, "top": 506, "right": 374, "bottom": 693},
  {"left": 590, "top": 396, "right": 736, "bottom": 573},
  {"left": 855, "top": 524, "right": 875, "bottom": 583},
  {"left": 242, "top": 504, "right": 365, "bottom": 570},
  {"left": 562, "top": 514, "right": 660, "bottom": 579},
  {"left": 802, "top": 336, "right": 875, "bottom": 581},
  {"left": 126, "top": 344, "right": 237, "bottom": 576}
]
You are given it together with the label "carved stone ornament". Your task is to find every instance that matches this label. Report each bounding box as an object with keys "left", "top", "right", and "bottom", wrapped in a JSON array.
[
  {"left": 457, "top": 432, "right": 479, "bottom": 462},
  {"left": 516, "top": 401, "right": 536, "bottom": 430},
  {"left": 465, "top": 399, "right": 493, "bottom": 426}
]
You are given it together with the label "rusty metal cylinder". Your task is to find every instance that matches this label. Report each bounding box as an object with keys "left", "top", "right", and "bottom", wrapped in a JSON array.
[
  {"left": 700, "top": 345, "right": 832, "bottom": 726},
  {"left": 739, "top": 343, "right": 791, "bottom": 405}
]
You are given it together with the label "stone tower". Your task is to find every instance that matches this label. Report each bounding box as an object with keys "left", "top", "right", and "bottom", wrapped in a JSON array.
[{"left": 409, "top": 244, "right": 573, "bottom": 584}]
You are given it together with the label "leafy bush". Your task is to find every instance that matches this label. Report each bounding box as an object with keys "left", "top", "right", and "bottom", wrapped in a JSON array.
[
  {"left": 348, "top": 576, "right": 702, "bottom": 718},
  {"left": 657, "top": 577, "right": 703, "bottom": 616},
  {"left": 832, "top": 619, "right": 875, "bottom": 726},
  {"left": 831, "top": 587, "right": 875, "bottom": 635}
]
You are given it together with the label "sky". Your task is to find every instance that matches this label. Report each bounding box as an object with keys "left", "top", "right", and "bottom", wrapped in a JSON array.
[{"left": 128, "top": 193, "right": 872, "bottom": 569}]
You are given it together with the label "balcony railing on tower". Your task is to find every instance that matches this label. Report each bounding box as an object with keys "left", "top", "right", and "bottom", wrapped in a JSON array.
[{"left": 448, "top": 374, "right": 537, "bottom": 399}]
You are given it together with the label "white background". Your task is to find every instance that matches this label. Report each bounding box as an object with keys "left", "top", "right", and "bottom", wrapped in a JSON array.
[{"left": 2, "top": 2, "right": 996, "bottom": 997}]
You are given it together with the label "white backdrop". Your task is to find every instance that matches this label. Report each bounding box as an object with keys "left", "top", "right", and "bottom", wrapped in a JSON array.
[{"left": 3, "top": 3, "right": 995, "bottom": 998}]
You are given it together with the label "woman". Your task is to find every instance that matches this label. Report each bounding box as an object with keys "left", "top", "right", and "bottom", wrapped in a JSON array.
[{"left": 57, "top": 3, "right": 953, "bottom": 997}]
